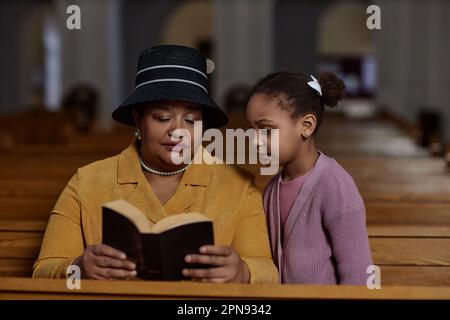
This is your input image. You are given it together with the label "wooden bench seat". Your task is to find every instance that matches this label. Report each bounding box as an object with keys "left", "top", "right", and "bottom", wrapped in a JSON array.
[
  {"left": 1, "top": 277, "right": 450, "bottom": 299},
  {"left": 2, "top": 182, "right": 450, "bottom": 203},
  {"left": 0, "top": 198, "right": 54, "bottom": 220},
  {"left": 2, "top": 195, "right": 450, "bottom": 222},
  {"left": 2, "top": 218, "right": 450, "bottom": 285}
]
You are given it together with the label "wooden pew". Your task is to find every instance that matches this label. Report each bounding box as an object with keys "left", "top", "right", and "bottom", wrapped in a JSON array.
[
  {"left": 1, "top": 277, "right": 450, "bottom": 299},
  {"left": 1, "top": 112, "right": 450, "bottom": 290},
  {"left": 2, "top": 171, "right": 450, "bottom": 200},
  {"left": 0, "top": 162, "right": 445, "bottom": 181},
  {"left": 0, "top": 223, "right": 42, "bottom": 277},
  {"left": 0, "top": 197, "right": 54, "bottom": 217},
  {"left": 239, "top": 161, "right": 450, "bottom": 202},
  {"left": 2, "top": 216, "right": 450, "bottom": 286},
  {"left": 3, "top": 200, "right": 450, "bottom": 228},
  {"left": 1, "top": 166, "right": 450, "bottom": 284}
]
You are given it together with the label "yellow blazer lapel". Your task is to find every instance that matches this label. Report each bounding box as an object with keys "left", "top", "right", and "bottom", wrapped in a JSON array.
[
  {"left": 163, "top": 181, "right": 194, "bottom": 215},
  {"left": 126, "top": 179, "right": 166, "bottom": 223},
  {"left": 116, "top": 141, "right": 214, "bottom": 220},
  {"left": 116, "top": 139, "right": 165, "bottom": 223},
  {"left": 163, "top": 147, "right": 212, "bottom": 215}
]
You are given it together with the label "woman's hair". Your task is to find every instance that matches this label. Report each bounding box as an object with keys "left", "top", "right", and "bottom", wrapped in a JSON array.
[{"left": 249, "top": 71, "right": 346, "bottom": 133}]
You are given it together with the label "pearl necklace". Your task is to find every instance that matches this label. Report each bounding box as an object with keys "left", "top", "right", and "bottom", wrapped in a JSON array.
[{"left": 139, "top": 156, "right": 192, "bottom": 176}]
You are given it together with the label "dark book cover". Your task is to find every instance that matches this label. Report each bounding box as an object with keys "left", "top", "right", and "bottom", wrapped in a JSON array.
[{"left": 102, "top": 202, "right": 214, "bottom": 280}]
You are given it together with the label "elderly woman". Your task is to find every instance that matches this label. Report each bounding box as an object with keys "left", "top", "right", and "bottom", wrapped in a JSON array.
[{"left": 32, "top": 45, "right": 278, "bottom": 283}]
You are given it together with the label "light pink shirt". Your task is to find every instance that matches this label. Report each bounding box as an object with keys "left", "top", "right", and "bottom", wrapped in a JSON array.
[{"left": 279, "top": 168, "right": 312, "bottom": 231}]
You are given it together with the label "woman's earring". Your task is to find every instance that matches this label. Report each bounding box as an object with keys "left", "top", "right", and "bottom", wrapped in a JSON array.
[{"left": 135, "top": 128, "right": 142, "bottom": 140}]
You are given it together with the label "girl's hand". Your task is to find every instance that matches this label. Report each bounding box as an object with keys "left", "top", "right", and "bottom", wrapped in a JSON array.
[
  {"left": 73, "top": 244, "right": 137, "bottom": 280},
  {"left": 183, "top": 245, "right": 250, "bottom": 283}
]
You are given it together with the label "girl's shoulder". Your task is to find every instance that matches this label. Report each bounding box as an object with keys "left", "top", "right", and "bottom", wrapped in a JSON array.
[
  {"left": 315, "top": 153, "right": 366, "bottom": 222},
  {"left": 316, "top": 152, "right": 356, "bottom": 186},
  {"left": 315, "top": 152, "right": 362, "bottom": 202}
]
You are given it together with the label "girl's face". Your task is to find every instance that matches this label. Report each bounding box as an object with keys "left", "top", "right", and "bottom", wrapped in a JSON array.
[
  {"left": 246, "top": 93, "right": 314, "bottom": 166},
  {"left": 133, "top": 100, "right": 203, "bottom": 170}
]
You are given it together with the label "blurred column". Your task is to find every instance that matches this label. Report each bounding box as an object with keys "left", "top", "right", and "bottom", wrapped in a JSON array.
[
  {"left": 0, "top": 2, "right": 18, "bottom": 113},
  {"left": 43, "top": 12, "right": 62, "bottom": 111},
  {"left": 0, "top": 1, "right": 44, "bottom": 113},
  {"left": 213, "top": 0, "right": 274, "bottom": 107},
  {"left": 427, "top": 0, "right": 450, "bottom": 146},
  {"left": 375, "top": 0, "right": 450, "bottom": 144},
  {"left": 375, "top": 0, "right": 412, "bottom": 119},
  {"left": 55, "top": 0, "right": 123, "bottom": 131}
]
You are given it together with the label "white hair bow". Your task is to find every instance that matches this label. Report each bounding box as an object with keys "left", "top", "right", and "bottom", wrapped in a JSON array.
[{"left": 307, "top": 75, "right": 322, "bottom": 96}]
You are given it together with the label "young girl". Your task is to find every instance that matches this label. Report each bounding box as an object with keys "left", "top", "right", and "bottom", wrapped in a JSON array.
[{"left": 246, "top": 72, "right": 373, "bottom": 285}]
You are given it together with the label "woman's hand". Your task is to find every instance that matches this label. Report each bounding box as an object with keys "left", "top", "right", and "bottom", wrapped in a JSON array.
[
  {"left": 73, "top": 244, "right": 137, "bottom": 280},
  {"left": 183, "top": 245, "right": 250, "bottom": 283}
]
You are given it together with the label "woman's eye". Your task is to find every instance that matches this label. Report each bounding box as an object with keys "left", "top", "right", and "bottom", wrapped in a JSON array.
[{"left": 157, "top": 117, "right": 170, "bottom": 122}]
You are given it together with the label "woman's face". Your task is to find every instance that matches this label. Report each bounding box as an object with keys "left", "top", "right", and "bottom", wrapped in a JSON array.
[
  {"left": 246, "top": 93, "right": 305, "bottom": 166},
  {"left": 133, "top": 100, "right": 203, "bottom": 171}
]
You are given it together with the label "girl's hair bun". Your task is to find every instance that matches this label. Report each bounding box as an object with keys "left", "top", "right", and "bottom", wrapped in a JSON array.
[{"left": 318, "top": 72, "right": 346, "bottom": 107}]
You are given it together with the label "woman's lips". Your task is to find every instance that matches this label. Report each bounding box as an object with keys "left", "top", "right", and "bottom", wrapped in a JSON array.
[{"left": 162, "top": 142, "right": 188, "bottom": 151}]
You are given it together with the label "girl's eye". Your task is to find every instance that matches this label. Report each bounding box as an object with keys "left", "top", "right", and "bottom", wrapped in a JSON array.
[
  {"left": 185, "top": 119, "right": 195, "bottom": 124},
  {"left": 261, "top": 128, "right": 273, "bottom": 135}
]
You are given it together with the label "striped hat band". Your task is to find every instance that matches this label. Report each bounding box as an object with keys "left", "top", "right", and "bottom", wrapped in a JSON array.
[{"left": 135, "top": 65, "right": 208, "bottom": 93}]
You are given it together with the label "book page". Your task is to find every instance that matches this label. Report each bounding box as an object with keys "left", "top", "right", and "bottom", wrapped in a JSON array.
[
  {"left": 151, "top": 212, "right": 212, "bottom": 234},
  {"left": 103, "top": 199, "right": 154, "bottom": 233}
]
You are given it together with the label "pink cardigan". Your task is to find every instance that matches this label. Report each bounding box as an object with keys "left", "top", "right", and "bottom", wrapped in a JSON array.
[{"left": 263, "top": 151, "right": 373, "bottom": 285}]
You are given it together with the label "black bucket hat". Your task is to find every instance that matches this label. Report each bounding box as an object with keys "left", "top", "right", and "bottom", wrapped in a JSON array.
[{"left": 112, "top": 45, "right": 228, "bottom": 129}]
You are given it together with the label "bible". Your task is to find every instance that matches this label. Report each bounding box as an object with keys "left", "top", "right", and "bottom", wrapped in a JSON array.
[{"left": 102, "top": 199, "right": 214, "bottom": 280}]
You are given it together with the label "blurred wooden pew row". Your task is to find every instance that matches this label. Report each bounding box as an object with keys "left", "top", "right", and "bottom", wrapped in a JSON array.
[
  {"left": 2, "top": 199, "right": 450, "bottom": 225},
  {"left": 1, "top": 114, "right": 450, "bottom": 288},
  {"left": 0, "top": 108, "right": 133, "bottom": 147},
  {"left": 1, "top": 277, "right": 450, "bottom": 299},
  {"left": 0, "top": 136, "right": 130, "bottom": 159},
  {"left": 0, "top": 149, "right": 447, "bottom": 171},
  {"left": 2, "top": 175, "right": 450, "bottom": 198},
  {"left": 1, "top": 111, "right": 443, "bottom": 163},
  {"left": 3, "top": 201, "right": 450, "bottom": 229},
  {"left": 2, "top": 159, "right": 436, "bottom": 185},
  {"left": 1, "top": 206, "right": 450, "bottom": 285},
  {"left": 1, "top": 237, "right": 450, "bottom": 286},
  {"left": 0, "top": 111, "right": 436, "bottom": 163},
  {"left": 1, "top": 155, "right": 450, "bottom": 284},
  {"left": 3, "top": 169, "right": 448, "bottom": 282},
  {"left": 0, "top": 153, "right": 448, "bottom": 189},
  {"left": 1, "top": 226, "right": 449, "bottom": 281}
]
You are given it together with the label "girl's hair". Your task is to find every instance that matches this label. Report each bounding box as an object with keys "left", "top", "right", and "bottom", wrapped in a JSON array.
[{"left": 249, "top": 71, "right": 346, "bottom": 133}]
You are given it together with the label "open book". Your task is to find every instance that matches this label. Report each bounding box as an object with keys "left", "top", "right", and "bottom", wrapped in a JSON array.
[{"left": 102, "top": 199, "right": 214, "bottom": 280}]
